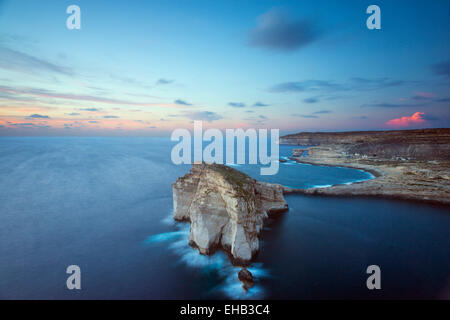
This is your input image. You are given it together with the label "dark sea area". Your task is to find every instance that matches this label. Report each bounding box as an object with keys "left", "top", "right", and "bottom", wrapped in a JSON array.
[{"left": 0, "top": 137, "right": 448, "bottom": 299}]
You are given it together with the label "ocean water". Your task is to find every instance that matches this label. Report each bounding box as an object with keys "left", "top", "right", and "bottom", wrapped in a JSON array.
[{"left": 0, "top": 137, "right": 448, "bottom": 299}]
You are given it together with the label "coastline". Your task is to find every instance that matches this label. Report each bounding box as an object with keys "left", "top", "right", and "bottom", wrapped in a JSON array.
[
  {"left": 281, "top": 145, "right": 450, "bottom": 206},
  {"left": 288, "top": 156, "right": 383, "bottom": 178}
]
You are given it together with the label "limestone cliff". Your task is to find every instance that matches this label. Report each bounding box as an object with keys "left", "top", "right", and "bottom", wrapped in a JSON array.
[
  {"left": 282, "top": 131, "right": 450, "bottom": 205},
  {"left": 280, "top": 128, "right": 450, "bottom": 161},
  {"left": 172, "top": 163, "right": 288, "bottom": 265}
]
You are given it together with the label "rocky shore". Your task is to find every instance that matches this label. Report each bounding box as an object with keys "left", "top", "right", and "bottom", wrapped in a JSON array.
[
  {"left": 281, "top": 129, "right": 450, "bottom": 205},
  {"left": 172, "top": 163, "right": 288, "bottom": 266},
  {"left": 171, "top": 130, "right": 449, "bottom": 290}
]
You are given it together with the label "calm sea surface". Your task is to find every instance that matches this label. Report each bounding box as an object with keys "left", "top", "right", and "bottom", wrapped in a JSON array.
[{"left": 0, "top": 137, "right": 448, "bottom": 299}]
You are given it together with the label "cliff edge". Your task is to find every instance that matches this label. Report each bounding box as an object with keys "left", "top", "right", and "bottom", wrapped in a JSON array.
[
  {"left": 172, "top": 163, "right": 288, "bottom": 265},
  {"left": 280, "top": 129, "right": 450, "bottom": 205}
]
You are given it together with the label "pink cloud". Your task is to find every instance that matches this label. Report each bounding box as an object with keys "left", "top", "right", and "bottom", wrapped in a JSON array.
[{"left": 386, "top": 112, "right": 425, "bottom": 127}]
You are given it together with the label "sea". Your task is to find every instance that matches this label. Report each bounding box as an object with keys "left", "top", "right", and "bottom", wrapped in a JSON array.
[{"left": 0, "top": 137, "right": 448, "bottom": 299}]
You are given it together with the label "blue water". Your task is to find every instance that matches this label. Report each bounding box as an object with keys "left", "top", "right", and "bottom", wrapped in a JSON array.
[
  {"left": 229, "top": 146, "right": 374, "bottom": 189},
  {"left": 0, "top": 137, "right": 448, "bottom": 299}
]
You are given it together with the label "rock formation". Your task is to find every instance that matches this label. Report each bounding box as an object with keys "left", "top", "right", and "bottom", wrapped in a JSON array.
[
  {"left": 238, "top": 268, "right": 254, "bottom": 290},
  {"left": 172, "top": 163, "right": 288, "bottom": 265}
]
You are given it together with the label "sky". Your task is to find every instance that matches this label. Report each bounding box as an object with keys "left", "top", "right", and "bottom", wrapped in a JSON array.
[{"left": 0, "top": 0, "right": 449, "bottom": 136}]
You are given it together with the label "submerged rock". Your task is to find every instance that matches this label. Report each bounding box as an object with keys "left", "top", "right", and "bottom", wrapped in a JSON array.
[
  {"left": 172, "top": 163, "right": 288, "bottom": 265},
  {"left": 238, "top": 268, "right": 254, "bottom": 290}
]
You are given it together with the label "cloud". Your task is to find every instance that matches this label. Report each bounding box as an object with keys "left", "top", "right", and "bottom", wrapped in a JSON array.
[
  {"left": 12, "top": 123, "right": 35, "bottom": 126},
  {"left": 183, "top": 111, "right": 223, "bottom": 122},
  {"left": 88, "top": 121, "right": 99, "bottom": 123},
  {"left": 291, "top": 113, "right": 318, "bottom": 119},
  {"left": 431, "top": 60, "right": 450, "bottom": 77},
  {"left": 290, "top": 110, "right": 330, "bottom": 118},
  {"left": 28, "top": 114, "right": 50, "bottom": 119},
  {"left": 269, "top": 80, "right": 341, "bottom": 93},
  {"left": 252, "top": 102, "right": 269, "bottom": 107},
  {"left": 412, "top": 92, "right": 434, "bottom": 100},
  {"left": 312, "top": 110, "right": 331, "bottom": 114},
  {"left": 174, "top": 99, "right": 192, "bottom": 106},
  {"left": 303, "top": 97, "right": 318, "bottom": 103},
  {"left": 259, "top": 115, "right": 267, "bottom": 119},
  {"left": 156, "top": 78, "right": 174, "bottom": 85},
  {"left": 361, "top": 102, "right": 421, "bottom": 108},
  {"left": 269, "top": 77, "right": 407, "bottom": 93},
  {"left": 228, "top": 102, "right": 246, "bottom": 108},
  {"left": 67, "top": 113, "right": 81, "bottom": 116},
  {"left": 250, "top": 9, "right": 319, "bottom": 51},
  {"left": 79, "top": 108, "right": 101, "bottom": 112},
  {"left": 386, "top": 112, "right": 425, "bottom": 127},
  {"left": 103, "top": 115, "right": 119, "bottom": 119},
  {"left": 0, "top": 91, "right": 36, "bottom": 102},
  {"left": 0, "top": 85, "right": 178, "bottom": 108},
  {"left": 0, "top": 45, "right": 73, "bottom": 75},
  {"left": 435, "top": 97, "right": 450, "bottom": 103},
  {"left": 350, "top": 77, "right": 406, "bottom": 88}
]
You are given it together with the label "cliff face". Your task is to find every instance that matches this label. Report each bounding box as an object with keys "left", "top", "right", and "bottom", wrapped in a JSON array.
[
  {"left": 280, "top": 128, "right": 450, "bottom": 161},
  {"left": 283, "top": 131, "right": 450, "bottom": 205},
  {"left": 173, "top": 163, "right": 288, "bottom": 264}
]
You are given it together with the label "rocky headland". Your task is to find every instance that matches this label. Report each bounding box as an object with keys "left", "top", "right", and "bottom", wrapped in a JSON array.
[
  {"left": 281, "top": 128, "right": 450, "bottom": 205},
  {"left": 172, "top": 163, "right": 288, "bottom": 267},
  {"left": 171, "top": 129, "right": 449, "bottom": 290}
]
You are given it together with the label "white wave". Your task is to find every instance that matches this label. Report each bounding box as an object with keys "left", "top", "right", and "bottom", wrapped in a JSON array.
[
  {"left": 161, "top": 210, "right": 175, "bottom": 225},
  {"left": 146, "top": 211, "right": 269, "bottom": 299},
  {"left": 144, "top": 230, "right": 187, "bottom": 244},
  {"left": 247, "top": 263, "right": 271, "bottom": 278},
  {"left": 310, "top": 184, "right": 333, "bottom": 188},
  {"left": 226, "top": 163, "right": 241, "bottom": 167}
]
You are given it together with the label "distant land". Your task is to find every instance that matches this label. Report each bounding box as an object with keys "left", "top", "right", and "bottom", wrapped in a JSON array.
[{"left": 280, "top": 128, "right": 450, "bottom": 205}]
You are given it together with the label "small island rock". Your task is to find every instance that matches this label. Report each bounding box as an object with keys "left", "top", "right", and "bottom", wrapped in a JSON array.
[
  {"left": 172, "top": 163, "right": 288, "bottom": 265},
  {"left": 238, "top": 268, "right": 254, "bottom": 290}
]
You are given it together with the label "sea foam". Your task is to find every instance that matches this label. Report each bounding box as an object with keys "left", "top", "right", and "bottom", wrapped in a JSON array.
[{"left": 144, "top": 211, "right": 269, "bottom": 299}]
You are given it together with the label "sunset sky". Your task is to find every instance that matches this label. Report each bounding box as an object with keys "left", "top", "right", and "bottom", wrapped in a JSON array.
[{"left": 0, "top": 0, "right": 449, "bottom": 136}]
